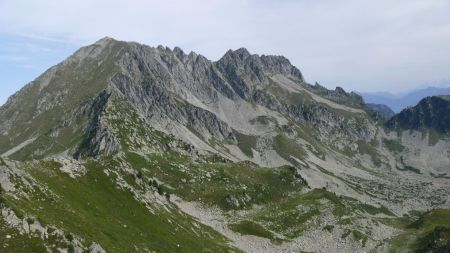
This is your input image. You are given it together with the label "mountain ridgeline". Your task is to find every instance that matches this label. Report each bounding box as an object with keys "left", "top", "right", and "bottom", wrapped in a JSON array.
[
  {"left": 387, "top": 95, "right": 450, "bottom": 133},
  {"left": 0, "top": 37, "right": 373, "bottom": 161},
  {"left": 0, "top": 38, "right": 449, "bottom": 253}
]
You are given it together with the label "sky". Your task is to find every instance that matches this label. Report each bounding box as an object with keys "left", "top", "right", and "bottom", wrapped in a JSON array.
[{"left": 1, "top": 0, "right": 450, "bottom": 105}]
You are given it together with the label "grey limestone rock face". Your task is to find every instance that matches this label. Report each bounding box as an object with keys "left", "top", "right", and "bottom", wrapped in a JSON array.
[
  {"left": 74, "top": 90, "right": 120, "bottom": 158},
  {"left": 0, "top": 37, "right": 371, "bottom": 162},
  {"left": 215, "top": 48, "right": 304, "bottom": 99},
  {"left": 1, "top": 38, "right": 310, "bottom": 159},
  {"left": 89, "top": 242, "right": 106, "bottom": 253},
  {"left": 0, "top": 37, "right": 437, "bottom": 165}
]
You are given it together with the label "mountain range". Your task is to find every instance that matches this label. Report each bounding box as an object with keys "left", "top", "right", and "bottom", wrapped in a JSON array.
[
  {"left": 0, "top": 37, "right": 449, "bottom": 253},
  {"left": 360, "top": 86, "right": 450, "bottom": 112}
]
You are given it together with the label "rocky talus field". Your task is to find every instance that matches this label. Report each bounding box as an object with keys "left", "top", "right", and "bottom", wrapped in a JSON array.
[{"left": 0, "top": 37, "right": 449, "bottom": 253}]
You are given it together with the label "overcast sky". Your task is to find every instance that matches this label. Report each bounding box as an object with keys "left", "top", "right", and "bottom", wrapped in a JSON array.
[{"left": 1, "top": 0, "right": 450, "bottom": 105}]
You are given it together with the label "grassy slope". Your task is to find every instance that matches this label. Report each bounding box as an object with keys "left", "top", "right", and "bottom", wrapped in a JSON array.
[
  {"left": 243, "top": 188, "right": 393, "bottom": 240},
  {"left": 234, "top": 132, "right": 257, "bottom": 158},
  {"left": 3, "top": 152, "right": 446, "bottom": 252},
  {"left": 129, "top": 152, "right": 305, "bottom": 211},
  {"left": 3, "top": 160, "right": 238, "bottom": 253},
  {"left": 273, "top": 134, "right": 307, "bottom": 162},
  {"left": 229, "top": 220, "right": 277, "bottom": 240},
  {"left": 126, "top": 152, "right": 398, "bottom": 244},
  {"left": 385, "top": 209, "right": 450, "bottom": 252}
]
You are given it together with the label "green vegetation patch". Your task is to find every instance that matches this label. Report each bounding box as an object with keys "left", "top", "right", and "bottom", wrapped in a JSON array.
[
  {"left": 294, "top": 125, "right": 326, "bottom": 160},
  {"left": 382, "top": 138, "right": 405, "bottom": 153},
  {"left": 266, "top": 80, "right": 313, "bottom": 106},
  {"left": 414, "top": 226, "right": 450, "bottom": 253},
  {"left": 323, "top": 224, "right": 334, "bottom": 232},
  {"left": 397, "top": 165, "right": 421, "bottom": 174},
  {"left": 125, "top": 151, "right": 148, "bottom": 169},
  {"left": 386, "top": 209, "right": 450, "bottom": 252},
  {"left": 234, "top": 131, "right": 257, "bottom": 158},
  {"left": 397, "top": 157, "right": 422, "bottom": 174},
  {"left": 430, "top": 172, "right": 450, "bottom": 179},
  {"left": 249, "top": 115, "right": 277, "bottom": 126},
  {"left": 229, "top": 220, "right": 276, "bottom": 240},
  {"left": 427, "top": 129, "right": 441, "bottom": 146},
  {"left": 356, "top": 140, "right": 382, "bottom": 167},
  {"left": 358, "top": 203, "right": 394, "bottom": 216},
  {"left": 352, "top": 230, "right": 368, "bottom": 247},
  {"left": 273, "top": 134, "right": 307, "bottom": 162}
]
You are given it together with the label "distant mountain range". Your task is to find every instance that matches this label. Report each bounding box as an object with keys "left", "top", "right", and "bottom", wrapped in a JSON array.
[{"left": 360, "top": 86, "right": 450, "bottom": 112}]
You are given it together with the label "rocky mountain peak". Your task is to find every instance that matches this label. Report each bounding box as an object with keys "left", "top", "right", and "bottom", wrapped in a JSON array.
[
  {"left": 218, "top": 48, "right": 303, "bottom": 80},
  {"left": 335, "top": 86, "right": 346, "bottom": 94},
  {"left": 95, "top": 36, "right": 116, "bottom": 44},
  {"left": 230, "top": 47, "right": 252, "bottom": 60},
  {"left": 173, "top": 46, "right": 186, "bottom": 60},
  {"left": 215, "top": 48, "right": 304, "bottom": 99}
]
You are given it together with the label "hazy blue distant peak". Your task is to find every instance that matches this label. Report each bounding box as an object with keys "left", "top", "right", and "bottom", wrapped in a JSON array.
[{"left": 360, "top": 86, "right": 450, "bottom": 112}]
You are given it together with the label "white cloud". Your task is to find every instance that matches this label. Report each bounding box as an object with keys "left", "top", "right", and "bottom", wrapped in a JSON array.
[{"left": 0, "top": 0, "right": 450, "bottom": 93}]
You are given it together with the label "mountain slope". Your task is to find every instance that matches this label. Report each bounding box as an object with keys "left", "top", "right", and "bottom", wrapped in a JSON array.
[
  {"left": 0, "top": 38, "right": 449, "bottom": 253},
  {"left": 387, "top": 96, "right": 450, "bottom": 134}
]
